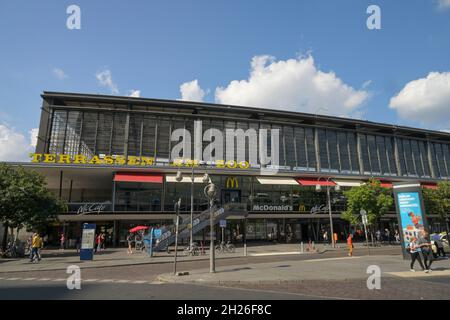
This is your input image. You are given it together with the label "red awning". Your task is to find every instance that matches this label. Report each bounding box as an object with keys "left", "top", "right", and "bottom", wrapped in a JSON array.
[
  {"left": 296, "top": 178, "right": 336, "bottom": 186},
  {"left": 114, "top": 172, "right": 163, "bottom": 183},
  {"left": 422, "top": 183, "right": 438, "bottom": 190},
  {"left": 378, "top": 181, "right": 393, "bottom": 188}
]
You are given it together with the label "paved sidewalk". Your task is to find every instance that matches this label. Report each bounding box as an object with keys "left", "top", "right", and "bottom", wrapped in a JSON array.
[
  {"left": 0, "top": 242, "right": 400, "bottom": 273},
  {"left": 156, "top": 254, "right": 450, "bottom": 284},
  {"left": 0, "top": 243, "right": 330, "bottom": 273}
]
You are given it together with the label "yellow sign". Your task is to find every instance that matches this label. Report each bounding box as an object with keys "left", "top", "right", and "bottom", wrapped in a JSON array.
[
  {"left": 30, "top": 154, "right": 252, "bottom": 170},
  {"left": 226, "top": 177, "right": 239, "bottom": 189},
  {"left": 30, "top": 153, "right": 155, "bottom": 166}
]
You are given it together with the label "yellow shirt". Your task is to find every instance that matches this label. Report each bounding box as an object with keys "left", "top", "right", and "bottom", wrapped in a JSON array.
[{"left": 32, "top": 235, "right": 43, "bottom": 248}]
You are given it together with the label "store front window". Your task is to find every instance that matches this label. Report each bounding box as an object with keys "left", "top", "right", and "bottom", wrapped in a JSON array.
[{"left": 114, "top": 181, "right": 162, "bottom": 211}]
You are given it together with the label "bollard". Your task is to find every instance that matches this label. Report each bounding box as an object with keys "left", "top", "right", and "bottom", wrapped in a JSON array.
[
  {"left": 244, "top": 243, "right": 247, "bottom": 257},
  {"left": 300, "top": 242, "right": 304, "bottom": 253}
]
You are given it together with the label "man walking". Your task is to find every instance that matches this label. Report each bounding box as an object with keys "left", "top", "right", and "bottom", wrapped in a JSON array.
[
  {"left": 418, "top": 230, "right": 433, "bottom": 273},
  {"left": 30, "top": 232, "right": 43, "bottom": 263}
]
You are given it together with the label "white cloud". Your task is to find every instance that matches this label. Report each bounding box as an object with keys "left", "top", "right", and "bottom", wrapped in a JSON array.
[
  {"left": 215, "top": 55, "right": 369, "bottom": 117},
  {"left": 180, "top": 79, "right": 205, "bottom": 102},
  {"left": 0, "top": 124, "right": 34, "bottom": 162},
  {"left": 95, "top": 69, "right": 119, "bottom": 94},
  {"left": 389, "top": 72, "right": 450, "bottom": 128},
  {"left": 438, "top": 0, "right": 450, "bottom": 9},
  {"left": 30, "top": 128, "right": 39, "bottom": 148},
  {"left": 53, "top": 68, "right": 68, "bottom": 79},
  {"left": 128, "top": 89, "right": 141, "bottom": 97}
]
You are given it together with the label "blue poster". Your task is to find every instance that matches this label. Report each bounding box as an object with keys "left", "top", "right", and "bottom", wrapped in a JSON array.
[
  {"left": 397, "top": 192, "right": 425, "bottom": 249},
  {"left": 80, "top": 223, "right": 96, "bottom": 260}
]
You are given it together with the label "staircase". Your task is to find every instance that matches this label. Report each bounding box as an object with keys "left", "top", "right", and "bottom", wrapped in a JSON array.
[{"left": 153, "top": 203, "right": 248, "bottom": 251}]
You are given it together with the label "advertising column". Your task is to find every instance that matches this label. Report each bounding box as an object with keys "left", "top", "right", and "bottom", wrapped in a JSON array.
[
  {"left": 393, "top": 182, "right": 428, "bottom": 260},
  {"left": 80, "top": 223, "right": 96, "bottom": 260}
]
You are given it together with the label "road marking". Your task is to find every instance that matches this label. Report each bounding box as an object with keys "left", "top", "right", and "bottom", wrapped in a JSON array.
[
  {"left": 37, "top": 278, "right": 51, "bottom": 281},
  {"left": 132, "top": 280, "right": 147, "bottom": 284},
  {"left": 305, "top": 257, "right": 362, "bottom": 262},
  {"left": 84, "top": 279, "right": 99, "bottom": 282},
  {"left": 6, "top": 278, "right": 21, "bottom": 281},
  {"left": 387, "top": 269, "right": 450, "bottom": 278},
  {"left": 23, "top": 278, "right": 37, "bottom": 281},
  {"left": 250, "top": 252, "right": 302, "bottom": 257},
  {"left": 98, "top": 279, "right": 115, "bottom": 283},
  {"left": 52, "top": 278, "right": 65, "bottom": 282},
  {"left": 115, "top": 280, "right": 131, "bottom": 283},
  {"left": 0, "top": 277, "right": 4, "bottom": 280}
]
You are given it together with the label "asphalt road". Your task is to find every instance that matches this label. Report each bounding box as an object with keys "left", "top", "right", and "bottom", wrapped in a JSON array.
[
  {"left": 0, "top": 247, "right": 415, "bottom": 300},
  {"left": 0, "top": 280, "right": 326, "bottom": 300}
]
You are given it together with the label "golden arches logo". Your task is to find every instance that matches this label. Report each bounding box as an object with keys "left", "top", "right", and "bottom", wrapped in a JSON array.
[{"left": 226, "top": 177, "right": 239, "bottom": 189}]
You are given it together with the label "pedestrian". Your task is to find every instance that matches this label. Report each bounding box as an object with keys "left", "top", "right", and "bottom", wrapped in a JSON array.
[
  {"left": 75, "top": 235, "right": 81, "bottom": 253},
  {"left": 394, "top": 230, "right": 400, "bottom": 244},
  {"left": 433, "top": 235, "right": 446, "bottom": 258},
  {"left": 96, "top": 233, "right": 102, "bottom": 253},
  {"left": 417, "top": 230, "right": 433, "bottom": 273},
  {"left": 347, "top": 234, "right": 354, "bottom": 257},
  {"left": 385, "top": 229, "right": 391, "bottom": 244},
  {"left": 30, "top": 232, "right": 43, "bottom": 263},
  {"left": 59, "top": 233, "right": 65, "bottom": 251},
  {"left": 126, "top": 233, "right": 133, "bottom": 254},
  {"left": 100, "top": 233, "right": 106, "bottom": 251},
  {"left": 333, "top": 232, "right": 338, "bottom": 244},
  {"left": 323, "top": 230, "right": 328, "bottom": 245},
  {"left": 407, "top": 237, "right": 425, "bottom": 272}
]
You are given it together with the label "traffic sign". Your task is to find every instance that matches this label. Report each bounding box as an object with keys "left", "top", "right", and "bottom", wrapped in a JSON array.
[{"left": 219, "top": 220, "right": 227, "bottom": 228}]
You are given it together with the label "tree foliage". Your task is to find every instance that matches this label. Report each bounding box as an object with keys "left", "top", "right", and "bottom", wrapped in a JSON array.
[
  {"left": 0, "top": 163, "right": 66, "bottom": 235},
  {"left": 423, "top": 181, "right": 450, "bottom": 222},
  {"left": 341, "top": 179, "right": 394, "bottom": 226}
]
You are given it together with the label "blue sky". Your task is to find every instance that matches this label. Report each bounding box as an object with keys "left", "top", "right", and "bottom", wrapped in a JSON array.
[{"left": 1, "top": 0, "right": 450, "bottom": 160}]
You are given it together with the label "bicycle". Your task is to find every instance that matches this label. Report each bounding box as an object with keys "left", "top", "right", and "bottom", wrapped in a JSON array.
[
  {"left": 184, "top": 242, "right": 200, "bottom": 256},
  {"left": 215, "top": 241, "right": 235, "bottom": 253}
]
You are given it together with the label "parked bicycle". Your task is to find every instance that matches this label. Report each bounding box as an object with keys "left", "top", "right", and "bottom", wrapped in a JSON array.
[{"left": 215, "top": 241, "right": 235, "bottom": 253}]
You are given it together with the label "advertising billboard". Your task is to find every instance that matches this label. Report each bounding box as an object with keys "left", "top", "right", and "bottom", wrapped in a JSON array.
[{"left": 393, "top": 183, "right": 428, "bottom": 259}]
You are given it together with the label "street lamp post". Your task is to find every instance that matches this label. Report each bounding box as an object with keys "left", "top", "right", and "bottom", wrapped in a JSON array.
[
  {"left": 316, "top": 177, "right": 339, "bottom": 248},
  {"left": 204, "top": 183, "right": 217, "bottom": 273},
  {"left": 176, "top": 163, "right": 209, "bottom": 252},
  {"left": 173, "top": 198, "right": 181, "bottom": 276}
]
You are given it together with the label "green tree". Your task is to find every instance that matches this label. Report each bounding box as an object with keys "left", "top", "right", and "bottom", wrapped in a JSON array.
[
  {"left": 341, "top": 179, "right": 394, "bottom": 231},
  {"left": 0, "top": 163, "right": 66, "bottom": 254},
  {"left": 423, "top": 181, "right": 450, "bottom": 232}
]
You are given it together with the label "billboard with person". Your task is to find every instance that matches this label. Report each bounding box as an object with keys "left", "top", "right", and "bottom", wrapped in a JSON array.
[{"left": 393, "top": 183, "right": 429, "bottom": 259}]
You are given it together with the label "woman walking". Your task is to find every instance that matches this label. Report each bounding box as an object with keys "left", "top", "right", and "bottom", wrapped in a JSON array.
[
  {"left": 408, "top": 237, "right": 425, "bottom": 272},
  {"left": 126, "top": 233, "right": 133, "bottom": 254}
]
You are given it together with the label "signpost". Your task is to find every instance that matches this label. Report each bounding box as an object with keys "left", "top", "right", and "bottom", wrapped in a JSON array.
[
  {"left": 220, "top": 220, "right": 226, "bottom": 243},
  {"left": 80, "top": 223, "right": 96, "bottom": 260},
  {"left": 360, "top": 209, "right": 370, "bottom": 256}
]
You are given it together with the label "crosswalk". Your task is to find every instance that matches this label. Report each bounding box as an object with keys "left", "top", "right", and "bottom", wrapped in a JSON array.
[{"left": 0, "top": 276, "right": 159, "bottom": 285}]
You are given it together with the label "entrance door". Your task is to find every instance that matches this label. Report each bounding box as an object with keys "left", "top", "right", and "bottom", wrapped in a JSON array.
[{"left": 222, "top": 190, "right": 241, "bottom": 205}]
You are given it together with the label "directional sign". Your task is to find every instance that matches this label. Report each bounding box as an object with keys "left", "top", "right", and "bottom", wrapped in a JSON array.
[
  {"left": 219, "top": 220, "right": 227, "bottom": 228},
  {"left": 360, "top": 209, "right": 368, "bottom": 225}
]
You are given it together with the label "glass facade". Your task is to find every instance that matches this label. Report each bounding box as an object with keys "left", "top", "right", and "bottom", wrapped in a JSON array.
[{"left": 46, "top": 109, "right": 450, "bottom": 179}]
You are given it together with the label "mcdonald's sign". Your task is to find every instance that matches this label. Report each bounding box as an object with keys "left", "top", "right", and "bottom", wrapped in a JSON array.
[{"left": 226, "top": 177, "right": 239, "bottom": 189}]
